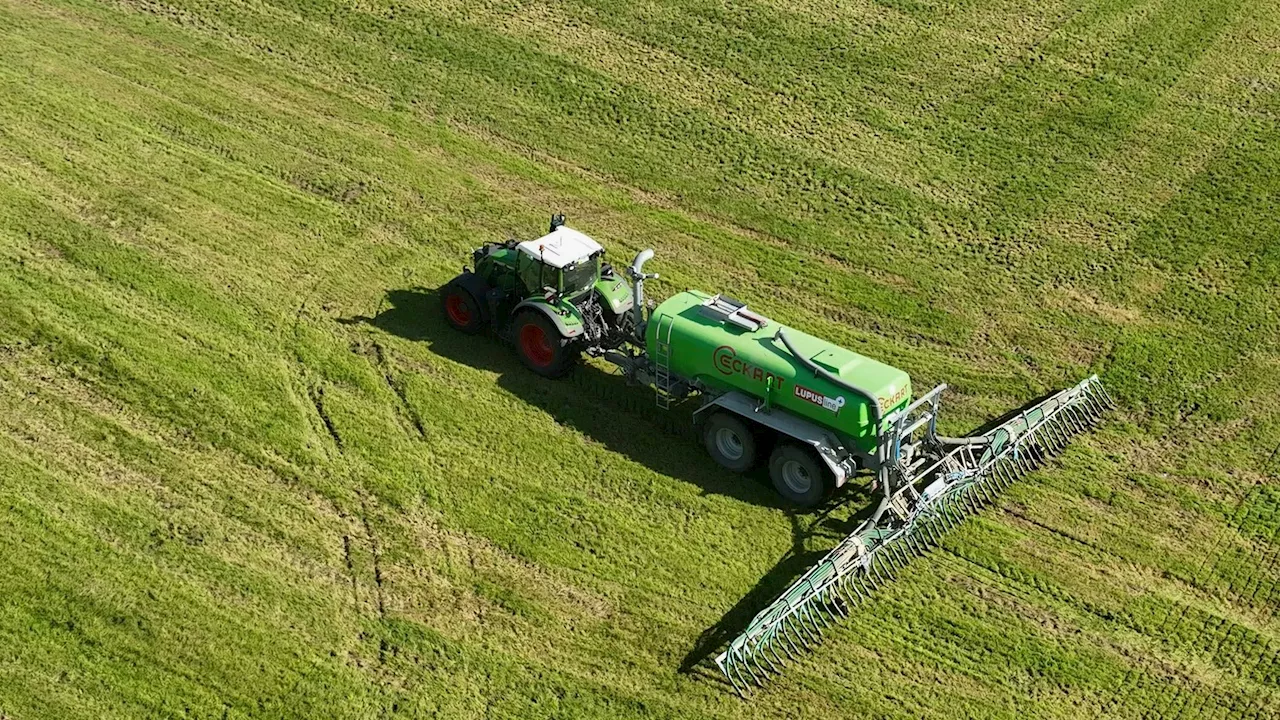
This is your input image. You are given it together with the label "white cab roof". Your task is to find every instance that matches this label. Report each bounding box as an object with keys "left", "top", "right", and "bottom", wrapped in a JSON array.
[{"left": 517, "top": 227, "right": 603, "bottom": 269}]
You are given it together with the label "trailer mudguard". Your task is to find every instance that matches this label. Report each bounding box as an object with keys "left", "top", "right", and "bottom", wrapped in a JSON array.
[
  {"left": 512, "top": 298, "right": 585, "bottom": 339},
  {"left": 694, "top": 391, "right": 862, "bottom": 486}
]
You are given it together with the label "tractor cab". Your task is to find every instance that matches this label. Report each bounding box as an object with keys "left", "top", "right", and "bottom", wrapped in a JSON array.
[
  {"left": 444, "top": 215, "right": 641, "bottom": 377},
  {"left": 515, "top": 226, "right": 603, "bottom": 301}
]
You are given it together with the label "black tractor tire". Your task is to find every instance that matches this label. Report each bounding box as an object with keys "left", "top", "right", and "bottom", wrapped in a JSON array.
[
  {"left": 703, "top": 412, "right": 758, "bottom": 473},
  {"left": 769, "top": 443, "right": 831, "bottom": 508},
  {"left": 513, "top": 310, "right": 578, "bottom": 378},
  {"left": 441, "top": 282, "right": 486, "bottom": 335}
]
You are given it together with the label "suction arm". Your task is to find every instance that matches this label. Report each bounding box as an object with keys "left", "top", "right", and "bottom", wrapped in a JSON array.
[
  {"left": 772, "top": 329, "right": 882, "bottom": 424},
  {"left": 629, "top": 248, "right": 656, "bottom": 279},
  {"left": 628, "top": 249, "right": 657, "bottom": 337}
]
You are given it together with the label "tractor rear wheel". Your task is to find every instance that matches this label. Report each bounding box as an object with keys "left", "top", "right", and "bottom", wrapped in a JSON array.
[
  {"left": 703, "top": 412, "right": 758, "bottom": 473},
  {"left": 441, "top": 283, "right": 486, "bottom": 335},
  {"left": 769, "top": 444, "right": 829, "bottom": 508},
  {"left": 514, "top": 311, "right": 577, "bottom": 378}
]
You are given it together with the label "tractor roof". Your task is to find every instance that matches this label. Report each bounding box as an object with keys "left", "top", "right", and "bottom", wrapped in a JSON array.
[{"left": 517, "top": 227, "right": 603, "bottom": 269}]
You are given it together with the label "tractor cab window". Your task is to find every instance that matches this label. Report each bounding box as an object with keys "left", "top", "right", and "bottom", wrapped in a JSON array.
[
  {"left": 560, "top": 255, "right": 599, "bottom": 297},
  {"left": 517, "top": 252, "right": 553, "bottom": 296}
]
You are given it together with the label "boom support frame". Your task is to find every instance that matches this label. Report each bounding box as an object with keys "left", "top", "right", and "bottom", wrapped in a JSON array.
[{"left": 713, "top": 375, "right": 1115, "bottom": 694}]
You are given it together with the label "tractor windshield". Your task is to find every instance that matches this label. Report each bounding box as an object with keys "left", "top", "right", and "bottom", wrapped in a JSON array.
[{"left": 560, "top": 256, "right": 599, "bottom": 296}]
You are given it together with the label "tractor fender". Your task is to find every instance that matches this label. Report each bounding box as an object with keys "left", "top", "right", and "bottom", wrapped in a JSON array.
[
  {"left": 512, "top": 299, "right": 585, "bottom": 340},
  {"left": 593, "top": 277, "right": 635, "bottom": 317},
  {"left": 694, "top": 391, "right": 863, "bottom": 486},
  {"left": 445, "top": 271, "right": 492, "bottom": 323}
]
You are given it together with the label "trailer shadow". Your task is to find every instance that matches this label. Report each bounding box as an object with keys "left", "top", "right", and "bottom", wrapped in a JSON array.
[
  {"left": 678, "top": 477, "right": 877, "bottom": 679},
  {"left": 346, "top": 287, "right": 789, "bottom": 510}
]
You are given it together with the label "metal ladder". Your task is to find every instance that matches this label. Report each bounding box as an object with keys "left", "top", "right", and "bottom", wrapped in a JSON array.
[{"left": 652, "top": 313, "right": 675, "bottom": 409}]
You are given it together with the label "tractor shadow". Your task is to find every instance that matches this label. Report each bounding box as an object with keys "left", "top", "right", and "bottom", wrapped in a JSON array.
[
  {"left": 350, "top": 287, "right": 881, "bottom": 680},
  {"left": 347, "top": 287, "right": 787, "bottom": 510}
]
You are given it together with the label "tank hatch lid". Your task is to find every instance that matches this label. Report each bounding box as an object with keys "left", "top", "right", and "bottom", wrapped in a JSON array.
[
  {"left": 698, "top": 294, "right": 770, "bottom": 332},
  {"left": 811, "top": 347, "right": 862, "bottom": 375}
]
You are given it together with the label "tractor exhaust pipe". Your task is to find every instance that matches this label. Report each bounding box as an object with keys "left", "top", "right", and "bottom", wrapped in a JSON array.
[{"left": 629, "top": 249, "right": 656, "bottom": 339}]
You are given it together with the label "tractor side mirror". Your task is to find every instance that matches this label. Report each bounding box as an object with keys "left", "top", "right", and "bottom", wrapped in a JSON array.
[{"left": 549, "top": 213, "right": 565, "bottom": 232}]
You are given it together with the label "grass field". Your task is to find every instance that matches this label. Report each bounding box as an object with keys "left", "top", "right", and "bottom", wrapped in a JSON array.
[{"left": 1, "top": 0, "right": 1278, "bottom": 717}]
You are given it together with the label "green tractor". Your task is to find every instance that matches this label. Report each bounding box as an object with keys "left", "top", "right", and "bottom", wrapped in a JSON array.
[
  {"left": 441, "top": 216, "right": 1112, "bottom": 692},
  {"left": 440, "top": 214, "right": 646, "bottom": 378}
]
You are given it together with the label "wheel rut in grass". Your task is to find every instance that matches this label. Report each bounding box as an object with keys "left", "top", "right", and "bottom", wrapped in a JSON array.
[
  {"left": 306, "top": 384, "right": 345, "bottom": 452},
  {"left": 303, "top": 381, "right": 389, "bottom": 619},
  {"left": 1002, "top": 505, "right": 1124, "bottom": 562},
  {"left": 358, "top": 489, "right": 389, "bottom": 620},
  {"left": 294, "top": 342, "right": 399, "bottom": 702},
  {"left": 349, "top": 336, "right": 428, "bottom": 441}
]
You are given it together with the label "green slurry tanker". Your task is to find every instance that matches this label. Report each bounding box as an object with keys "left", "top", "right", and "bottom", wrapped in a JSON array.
[{"left": 442, "top": 216, "right": 1113, "bottom": 693}]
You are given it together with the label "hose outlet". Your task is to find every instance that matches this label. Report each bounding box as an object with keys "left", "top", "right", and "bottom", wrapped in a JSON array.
[{"left": 628, "top": 249, "right": 656, "bottom": 339}]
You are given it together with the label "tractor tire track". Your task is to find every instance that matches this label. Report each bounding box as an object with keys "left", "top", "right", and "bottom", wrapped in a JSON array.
[
  {"left": 1104, "top": 473, "right": 1279, "bottom": 717},
  {"left": 357, "top": 490, "right": 388, "bottom": 619},
  {"left": 290, "top": 310, "right": 398, "bottom": 714},
  {"left": 351, "top": 337, "right": 427, "bottom": 441},
  {"left": 306, "top": 384, "right": 345, "bottom": 452},
  {"left": 1002, "top": 505, "right": 1128, "bottom": 562},
  {"left": 303, "top": 384, "right": 389, "bottom": 621},
  {"left": 342, "top": 534, "right": 359, "bottom": 610}
]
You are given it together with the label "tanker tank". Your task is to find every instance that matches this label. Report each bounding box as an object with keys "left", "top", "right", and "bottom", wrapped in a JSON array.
[{"left": 645, "top": 290, "right": 912, "bottom": 453}]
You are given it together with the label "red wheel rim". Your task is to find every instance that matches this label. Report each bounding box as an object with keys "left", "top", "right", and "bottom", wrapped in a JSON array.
[
  {"left": 519, "top": 322, "right": 555, "bottom": 367},
  {"left": 445, "top": 293, "right": 472, "bottom": 325}
]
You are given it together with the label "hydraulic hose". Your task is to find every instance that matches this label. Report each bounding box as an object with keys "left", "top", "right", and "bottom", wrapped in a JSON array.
[{"left": 934, "top": 434, "right": 991, "bottom": 446}]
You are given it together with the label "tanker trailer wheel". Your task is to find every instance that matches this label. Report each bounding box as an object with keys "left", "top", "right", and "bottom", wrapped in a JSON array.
[
  {"left": 514, "top": 311, "right": 578, "bottom": 379},
  {"left": 703, "top": 412, "right": 758, "bottom": 473},
  {"left": 769, "top": 444, "right": 830, "bottom": 508},
  {"left": 441, "top": 282, "right": 486, "bottom": 335}
]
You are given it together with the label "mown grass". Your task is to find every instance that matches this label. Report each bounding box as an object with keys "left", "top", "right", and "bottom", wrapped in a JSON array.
[{"left": 0, "top": 0, "right": 1277, "bottom": 718}]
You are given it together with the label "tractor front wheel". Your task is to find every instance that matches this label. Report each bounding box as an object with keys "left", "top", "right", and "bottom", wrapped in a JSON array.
[
  {"left": 769, "top": 444, "right": 830, "bottom": 508},
  {"left": 514, "top": 311, "right": 577, "bottom": 378},
  {"left": 441, "top": 283, "right": 486, "bottom": 335},
  {"left": 703, "top": 412, "right": 758, "bottom": 473}
]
